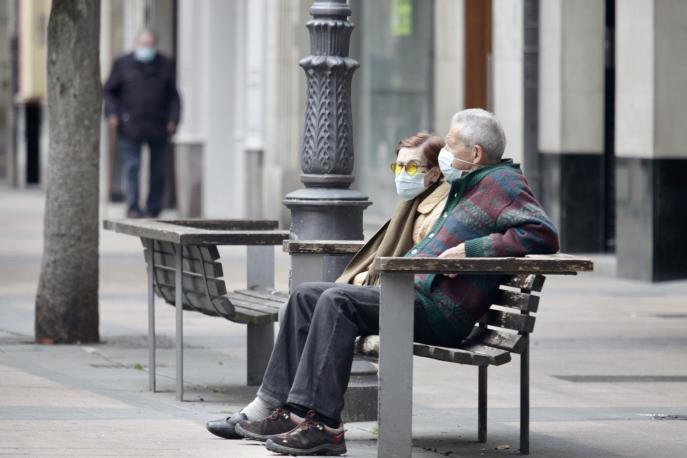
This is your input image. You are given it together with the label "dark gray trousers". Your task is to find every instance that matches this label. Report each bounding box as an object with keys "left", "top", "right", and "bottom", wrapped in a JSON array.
[{"left": 257, "top": 281, "right": 442, "bottom": 420}]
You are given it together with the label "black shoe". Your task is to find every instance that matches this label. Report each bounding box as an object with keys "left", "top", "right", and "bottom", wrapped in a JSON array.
[
  {"left": 206, "top": 412, "right": 246, "bottom": 439},
  {"left": 143, "top": 210, "right": 160, "bottom": 218},
  {"left": 126, "top": 209, "right": 143, "bottom": 219},
  {"left": 234, "top": 407, "right": 302, "bottom": 442},
  {"left": 265, "top": 411, "right": 346, "bottom": 456}
]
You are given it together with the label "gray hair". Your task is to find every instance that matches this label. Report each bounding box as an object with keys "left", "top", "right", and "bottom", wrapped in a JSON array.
[
  {"left": 450, "top": 109, "right": 506, "bottom": 161},
  {"left": 136, "top": 27, "right": 159, "bottom": 44}
]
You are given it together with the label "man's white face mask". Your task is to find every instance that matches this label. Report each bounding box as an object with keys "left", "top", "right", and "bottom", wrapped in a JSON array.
[
  {"left": 134, "top": 46, "right": 157, "bottom": 63},
  {"left": 438, "top": 147, "right": 477, "bottom": 183}
]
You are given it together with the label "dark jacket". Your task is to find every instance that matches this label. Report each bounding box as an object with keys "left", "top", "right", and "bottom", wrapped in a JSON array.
[{"left": 103, "top": 52, "right": 181, "bottom": 141}]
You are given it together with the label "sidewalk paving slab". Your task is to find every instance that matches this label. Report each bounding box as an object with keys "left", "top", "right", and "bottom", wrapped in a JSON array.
[{"left": 2, "top": 187, "right": 687, "bottom": 457}]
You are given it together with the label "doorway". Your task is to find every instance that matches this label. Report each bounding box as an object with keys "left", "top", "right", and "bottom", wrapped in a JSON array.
[
  {"left": 603, "top": 0, "right": 616, "bottom": 252},
  {"left": 464, "top": 0, "right": 492, "bottom": 109}
]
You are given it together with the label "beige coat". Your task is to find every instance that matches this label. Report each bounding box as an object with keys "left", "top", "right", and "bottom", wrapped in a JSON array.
[{"left": 336, "top": 182, "right": 450, "bottom": 287}]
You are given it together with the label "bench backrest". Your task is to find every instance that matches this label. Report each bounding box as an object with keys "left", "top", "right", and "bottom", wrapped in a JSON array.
[
  {"left": 462, "top": 273, "right": 545, "bottom": 354},
  {"left": 142, "top": 239, "right": 235, "bottom": 317}
]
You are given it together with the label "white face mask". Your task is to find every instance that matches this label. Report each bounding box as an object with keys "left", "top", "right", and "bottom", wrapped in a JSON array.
[
  {"left": 395, "top": 170, "right": 427, "bottom": 201},
  {"left": 438, "top": 147, "right": 477, "bottom": 183},
  {"left": 134, "top": 46, "right": 157, "bottom": 63}
]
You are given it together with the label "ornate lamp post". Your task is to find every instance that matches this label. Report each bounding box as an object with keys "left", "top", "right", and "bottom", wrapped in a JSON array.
[
  {"left": 284, "top": 0, "right": 377, "bottom": 421},
  {"left": 283, "top": 0, "right": 371, "bottom": 252}
]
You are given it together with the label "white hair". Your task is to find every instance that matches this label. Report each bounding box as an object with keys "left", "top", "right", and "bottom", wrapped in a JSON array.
[{"left": 450, "top": 108, "right": 506, "bottom": 161}]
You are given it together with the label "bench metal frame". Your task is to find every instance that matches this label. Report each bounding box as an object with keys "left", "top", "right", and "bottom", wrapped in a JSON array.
[
  {"left": 373, "top": 255, "right": 593, "bottom": 457},
  {"left": 104, "top": 219, "right": 290, "bottom": 401}
]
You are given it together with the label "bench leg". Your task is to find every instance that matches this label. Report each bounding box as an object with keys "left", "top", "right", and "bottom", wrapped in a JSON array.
[
  {"left": 246, "top": 245, "right": 275, "bottom": 288},
  {"left": 247, "top": 323, "right": 274, "bottom": 386},
  {"left": 146, "top": 239, "right": 156, "bottom": 392},
  {"left": 520, "top": 338, "right": 529, "bottom": 454},
  {"left": 245, "top": 245, "right": 276, "bottom": 386},
  {"left": 378, "top": 273, "right": 415, "bottom": 458},
  {"left": 175, "top": 244, "right": 184, "bottom": 401},
  {"left": 478, "top": 365, "right": 487, "bottom": 443}
]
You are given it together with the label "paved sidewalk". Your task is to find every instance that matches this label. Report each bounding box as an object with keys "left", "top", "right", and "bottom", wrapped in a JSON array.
[{"left": 1, "top": 186, "right": 687, "bottom": 457}]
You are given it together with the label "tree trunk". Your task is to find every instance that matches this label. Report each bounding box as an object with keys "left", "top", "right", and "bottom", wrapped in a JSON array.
[{"left": 35, "top": 0, "right": 101, "bottom": 344}]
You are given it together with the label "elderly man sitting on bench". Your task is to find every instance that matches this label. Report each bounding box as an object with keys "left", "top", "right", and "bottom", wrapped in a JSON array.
[{"left": 206, "top": 108, "right": 560, "bottom": 456}]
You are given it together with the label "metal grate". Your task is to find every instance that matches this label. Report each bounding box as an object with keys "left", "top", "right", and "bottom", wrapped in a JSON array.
[
  {"left": 554, "top": 375, "right": 687, "bottom": 383},
  {"left": 639, "top": 414, "right": 687, "bottom": 421},
  {"left": 653, "top": 313, "right": 687, "bottom": 319}
]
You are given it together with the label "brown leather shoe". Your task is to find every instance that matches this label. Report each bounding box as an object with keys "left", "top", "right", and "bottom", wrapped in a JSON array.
[
  {"left": 234, "top": 407, "right": 303, "bottom": 442},
  {"left": 265, "top": 411, "right": 346, "bottom": 456}
]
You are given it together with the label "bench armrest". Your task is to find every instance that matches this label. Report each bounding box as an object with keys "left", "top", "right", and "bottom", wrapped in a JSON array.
[
  {"left": 371, "top": 253, "right": 593, "bottom": 275},
  {"left": 283, "top": 240, "right": 365, "bottom": 255}
]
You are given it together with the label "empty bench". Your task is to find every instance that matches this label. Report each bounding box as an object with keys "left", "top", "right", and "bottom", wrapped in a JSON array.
[
  {"left": 103, "top": 219, "right": 290, "bottom": 400},
  {"left": 283, "top": 241, "right": 592, "bottom": 456}
]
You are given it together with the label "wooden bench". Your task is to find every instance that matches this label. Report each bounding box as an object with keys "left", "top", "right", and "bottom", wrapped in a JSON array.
[
  {"left": 284, "top": 241, "right": 592, "bottom": 456},
  {"left": 104, "top": 219, "right": 290, "bottom": 400}
]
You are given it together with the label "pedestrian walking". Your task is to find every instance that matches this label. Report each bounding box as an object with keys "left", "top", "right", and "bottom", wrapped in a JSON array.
[{"left": 103, "top": 28, "right": 181, "bottom": 218}]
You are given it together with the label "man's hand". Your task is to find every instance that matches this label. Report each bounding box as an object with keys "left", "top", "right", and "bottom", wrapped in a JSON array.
[
  {"left": 438, "top": 243, "right": 466, "bottom": 259},
  {"left": 167, "top": 121, "right": 177, "bottom": 136},
  {"left": 107, "top": 115, "right": 118, "bottom": 128},
  {"left": 438, "top": 243, "right": 466, "bottom": 278}
]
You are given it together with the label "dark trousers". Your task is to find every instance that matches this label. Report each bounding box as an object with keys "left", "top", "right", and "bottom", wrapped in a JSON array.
[
  {"left": 118, "top": 135, "right": 168, "bottom": 216},
  {"left": 257, "top": 282, "right": 450, "bottom": 421}
]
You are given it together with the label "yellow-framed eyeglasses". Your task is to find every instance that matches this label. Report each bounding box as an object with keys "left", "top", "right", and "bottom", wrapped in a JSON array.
[{"left": 390, "top": 161, "right": 429, "bottom": 177}]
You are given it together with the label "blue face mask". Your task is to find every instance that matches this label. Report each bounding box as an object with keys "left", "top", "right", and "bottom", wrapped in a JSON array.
[
  {"left": 395, "top": 170, "right": 427, "bottom": 201},
  {"left": 438, "top": 147, "right": 477, "bottom": 183},
  {"left": 134, "top": 46, "right": 157, "bottom": 63}
]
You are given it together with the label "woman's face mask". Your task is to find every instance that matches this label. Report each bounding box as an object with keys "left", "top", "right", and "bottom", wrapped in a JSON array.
[{"left": 395, "top": 169, "right": 427, "bottom": 201}]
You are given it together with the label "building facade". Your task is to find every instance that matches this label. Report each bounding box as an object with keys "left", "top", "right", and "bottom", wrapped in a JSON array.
[{"left": 1, "top": 0, "right": 684, "bottom": 281}]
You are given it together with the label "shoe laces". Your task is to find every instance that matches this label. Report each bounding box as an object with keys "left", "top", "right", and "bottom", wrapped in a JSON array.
[
  {"left": 297, "top": 410, "right": 326, "bottom": 432},
  {"left": 267, "top": 407, "right": 291, "bottom": 421}
]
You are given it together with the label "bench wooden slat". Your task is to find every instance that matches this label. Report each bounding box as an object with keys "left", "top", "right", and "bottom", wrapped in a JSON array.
[
  {"left": 154, "top": 268, "right": 227, "bottom": 297},
  {"left": 156, "top": 285, "right": 234, "bottom": 317},
  {"left": 187, "top": 244, "right": 221, "bottom": 265},
  {"left": 169, "top": 219, "right": 278, "bottom": 230},
  {"left": 283, "top": 240, "right": 365, "bottom": 255},
  {"left": 494, "top": 289, "right": 539, "bottom": 313},
  {"left": 156, "top": 285, "right": 279, "bottom": 325},
  {"left": 234, "top": 286, "right": 290, "bottom": 302},
  {"left": 413, "top": 342, "right": 491, "bottom": 366},
  {"left": 484, "top": 309, "right": 536, "bottom": 333},
  {"left": 181, "top": 288, "right": 210, "bottom": 312},
  {"left": 355, "top": 335, "right": 491, "bottom": 366},
  {"left": 155, "top": 285, "right": 196, "bottom": 311},
  {"left": 174, "top": 230, "right": 289, "bottom": 246},
  {"left": 465, "top": 328, "right": 526, "bottom": 353},
  {"left": 502, "top": 274, "right": 545, "bottom": 292},
  {"left": 145, "top": 250, "right": 224, "bottom": 282},
  {"left": 108, "top": 219, "right": 290, "bottom": 245},
  {"left": 157, "top": 285, "right": 210, "bottom": 315},
  {"left": 151, "top": 241, "right": 219, "bottom": 263},
  {"left": 460, "top": 344, "right": 512, "bottom": 366},
  {"left": 229, "top": 300, "right": 279, "bottom": 317},
  {"left": 149, "top": 250, "right": 224, "bottom": 278},
  {"left": 373, "top": 255, "right": 593, "bottom": 274},
  {"left": 230, "top": 304, "right": 279, "bottom": 325},
  {"left": 226, "top": 292, "right": 283, "bottom": 315}
]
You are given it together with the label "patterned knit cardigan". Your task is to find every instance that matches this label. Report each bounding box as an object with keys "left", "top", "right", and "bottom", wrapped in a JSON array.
[{"left": 408, "top": 161, "right": 560, "bottom": 344}]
